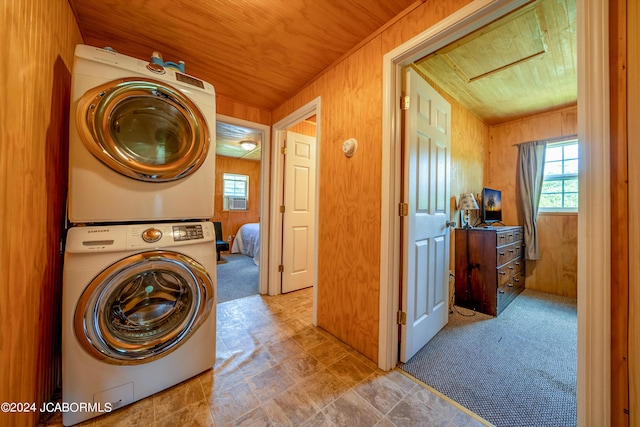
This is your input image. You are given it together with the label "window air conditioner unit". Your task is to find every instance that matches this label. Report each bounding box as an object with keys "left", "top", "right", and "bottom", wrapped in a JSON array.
[{"left": 229, "top": 197, "right": 247, "bottom": 210}]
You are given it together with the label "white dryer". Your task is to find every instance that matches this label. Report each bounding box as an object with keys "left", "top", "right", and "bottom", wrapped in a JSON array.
[
  {"left": 62, "top": 221, "right": 216, "bottom": 426},
  {"left": 68, "top": 45, "right": 216, "bottom": 224}
]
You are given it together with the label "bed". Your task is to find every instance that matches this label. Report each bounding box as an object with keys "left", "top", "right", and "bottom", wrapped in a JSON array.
[{"left": 231, "top": 223, "right": 260, "bottom": 265}]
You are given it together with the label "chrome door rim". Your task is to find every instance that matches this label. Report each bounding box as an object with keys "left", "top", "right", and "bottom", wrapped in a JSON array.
[
  {"left": 76, "top": 77, "right": 210, "bottom": 182},
  {"left": 74, "top": 250, "right": 214, "bottom": 365}
]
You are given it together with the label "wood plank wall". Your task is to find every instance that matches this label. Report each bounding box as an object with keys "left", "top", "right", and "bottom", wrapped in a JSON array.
[
  {"left": 216, "top": 94, "right": 271, "bottom": 126},
  {"left": 622, "top": 0, "right": 637, "bottom": 424},
  {"left": 211, "top": 156, "right": 261, "bottom": 247},
  {"left": 488, "top": 106, "right": 578, "bottom": 298},
  {"left": 0, "top": 1, "right": 83, "bottom": 426},
  {"left": 610, "top": 0, "right": 630, "bottom": 423},
  {"left": 271, "top": 0, "right": 473, "bottom": 362}
]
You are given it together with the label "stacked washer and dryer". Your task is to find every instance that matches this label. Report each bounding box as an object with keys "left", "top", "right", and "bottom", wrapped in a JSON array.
[{"left": 62, "top": 45, "right": 218, "bottom": 426}]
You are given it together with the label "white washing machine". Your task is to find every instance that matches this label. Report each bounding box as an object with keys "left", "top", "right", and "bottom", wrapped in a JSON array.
[
  {"left": 62, "top": 221, "right": 216, "bottom": 426},
  {"left": 68, "top": 44, "right": 216, "bottom": 224}
]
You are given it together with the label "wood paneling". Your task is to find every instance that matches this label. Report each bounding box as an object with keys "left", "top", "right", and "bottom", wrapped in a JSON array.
[
  {"left": 272, "top": 0, "right": 473, "bottom": 362},
  {"left": 69, "top": 0, "right": 418, "bottom": 110},
  {"left": 529, "top": 214, "right": 578, "bottom": 297},
  {"left": 625, "top": 0, "right": 637, "bottom": 424},
  {"left": 0, "top": 1, "right": 83, "bottom": 426},
  {"left": 211, "top": 156, "right": 261, "bottom": 248},
  {"left": 314, "top": 39, "right": 384, "bottom": 361},
  {"left": 216, "top": 94, "right": 271, "bottom": 126},
  {"left": 487, "top": 106, "right": 578, "bottom": 297}
]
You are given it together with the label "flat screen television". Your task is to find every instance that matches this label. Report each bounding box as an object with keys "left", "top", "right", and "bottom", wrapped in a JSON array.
[{"left": 481, "top": 187, "right": 503, "bottom": 224}]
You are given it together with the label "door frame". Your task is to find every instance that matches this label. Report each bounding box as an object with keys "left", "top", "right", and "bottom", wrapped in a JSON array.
[
  {"left": 270, "top": 97, "right": 321, "bottom": 325},
  {"left": 379, "top": 0, "right": 610, "bottom": 424},
  {"left": 216, "top": 114, "right": 271, "bottom": 295}
]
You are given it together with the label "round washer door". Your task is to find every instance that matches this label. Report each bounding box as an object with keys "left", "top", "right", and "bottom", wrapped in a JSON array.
[
  {"left": 75, "top": 250, "right": 214, "bottom": 365},
  {"left": 76, "top": 77, "right": 210, "bottom": 182}
]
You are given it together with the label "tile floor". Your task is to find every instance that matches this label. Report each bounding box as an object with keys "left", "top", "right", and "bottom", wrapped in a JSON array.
[{"left": 45, "top": 288, "right": 490, "bottom": 427}]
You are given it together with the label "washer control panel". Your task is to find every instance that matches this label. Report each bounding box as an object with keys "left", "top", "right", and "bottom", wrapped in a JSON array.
[
  {"left": 65, "top": 222, "right": 215, "bottom": 253},
  {"left": 172, "top": 224, "right": 204, "bottom": 241}
]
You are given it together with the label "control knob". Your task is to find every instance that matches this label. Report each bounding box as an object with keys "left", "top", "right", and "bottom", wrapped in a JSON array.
[{"left": 142, "top": 228, "right": 162, "bottom": 243}]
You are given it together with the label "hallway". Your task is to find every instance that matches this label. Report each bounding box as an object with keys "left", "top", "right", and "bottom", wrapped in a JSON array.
[{"left": 46, "top": 289, "right": 488, "bottom": 426}]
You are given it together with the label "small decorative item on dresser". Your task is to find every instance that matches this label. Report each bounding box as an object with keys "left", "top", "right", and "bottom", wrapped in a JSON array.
[{"left": 457, "top": 193, "right": 479, "bottom": 229}]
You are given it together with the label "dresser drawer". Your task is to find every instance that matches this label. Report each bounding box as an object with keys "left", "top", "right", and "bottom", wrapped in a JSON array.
[
  {"left": 512, "top": 270, "right": 525, "bottom": 291},
  {"left": 513, "top": 228, "right": 523, "bottom": 242},
  {"left": 497, "top": 281, "right": 516, "bottom": 307},
  {"left": 497, "top": 271, "right": 525, "bottom": 313},
  {"left": 496, "top": 243, "right": 519, "bottom": 265},
  {"left": 496, "top": 231, "right": 515, "bottom": 245},
  {"left": 497, "top": 257, "right": 524, "bottom": 286},
  {"left": 513, "top": 243, "right": 523, "bottom": 259}
]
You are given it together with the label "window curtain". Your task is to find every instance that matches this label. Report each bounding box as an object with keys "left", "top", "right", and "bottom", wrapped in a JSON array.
[{"left": 517, "top": 141, "right": 546, "bottom": 260}]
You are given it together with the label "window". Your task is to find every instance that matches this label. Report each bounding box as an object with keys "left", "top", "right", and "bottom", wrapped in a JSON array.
[
  {"left": 539, "top": 140, "right": 578, "bottom": 212},
  {"left": 222, "top": 173, "right": 248, "bottom": 210}
]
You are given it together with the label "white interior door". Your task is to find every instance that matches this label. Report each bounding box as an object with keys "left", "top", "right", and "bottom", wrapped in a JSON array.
[
  {"left": 281, "top": 131, "right": 316, "bottom": 293},
  {"left": 400, "top": 67, "right": 451, "bottom": 362}
]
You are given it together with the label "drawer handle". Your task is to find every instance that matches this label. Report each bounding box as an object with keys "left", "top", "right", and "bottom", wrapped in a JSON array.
[
  {"left": 508, "top": 283, "right": 514, "bottom": 287},
  {"left": 509, "top": 249, "right": 514, "bottom": 253},
  {"left": 499, "top": 236, "right": 505, "bottom": 239},
  {"left": 499, "top": 252, "right": 505, "bottom": 255},
  {"left": 515, "top": 262, "right": 521, "bottom": 266},
  {"left": 499, "top": 271, "right": 506, "bottom": 275},
  {"left": 508, "top": 266, "right": 514, "bottom": 270},
  {"left": 499, "top": 290, "right": 505, "bottom": 294},
  {"left": 514, "top": 278, "right": 520, "bottom": 282}
]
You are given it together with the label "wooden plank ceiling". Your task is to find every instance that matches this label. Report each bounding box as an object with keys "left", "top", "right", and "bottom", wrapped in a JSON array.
[
  {"left": 414, "top": 0, "right": 577, "bottom": 125},
  {"left": 69, "top": 0, "right": 576, "bottom": 154},
  {"left": 69, "top": 0, "right": 419, "bottom": 110}
]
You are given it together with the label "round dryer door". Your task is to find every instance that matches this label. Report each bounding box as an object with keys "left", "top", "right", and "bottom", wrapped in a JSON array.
[
  {"left": 75, "top": 250, "right": 214, "bottom": 365},
  {"left": 76, "top": 77, "right": 210, "bottom": 182}
]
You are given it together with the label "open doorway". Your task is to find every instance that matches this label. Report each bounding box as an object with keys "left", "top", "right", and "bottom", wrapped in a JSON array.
[
  {"left": 214, "top": 114, "right": 270, "bottom": 303},
  {"left": 379, "top": 0, "right": 610, "bottom": 424},
  {"left": 270, "top": 98, "right": 321, "bottom": 325}
]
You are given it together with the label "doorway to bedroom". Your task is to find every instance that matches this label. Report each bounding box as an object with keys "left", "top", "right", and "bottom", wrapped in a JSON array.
[
  {"left": 270, "top": 98, "right": 320, "bottom": 324},
  {"left": 214, "top": 115, "right": 270, "bottom": 303}
]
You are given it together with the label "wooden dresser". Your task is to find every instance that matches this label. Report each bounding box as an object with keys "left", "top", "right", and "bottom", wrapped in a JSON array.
[{"left": 454, "top": 226, "right": 525, "bottom": 316}]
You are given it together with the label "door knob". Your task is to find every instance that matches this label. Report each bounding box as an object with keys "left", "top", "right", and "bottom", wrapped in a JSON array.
[{"left": 446, "top": 221, "right": 456, "bottom": 228}]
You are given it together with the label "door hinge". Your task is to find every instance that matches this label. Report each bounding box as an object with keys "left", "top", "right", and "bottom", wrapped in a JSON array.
[
  {"left": 397, "top": 311, "right": 407, "bottom": 325},
  {"left": 398, "top": 202, "right": 408, "bottom": 217},
  {"left": 278, "top": 264, "right": 284, "bottom": 273},
  {"left": 281, "top": 146, "right": 287, "bottom": 155},
  {"left": 401, "top": 95, "right": 410, "bottom": 110},
  {"left": 280, "top": 205, "right": 285, "bottom": 213}
]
